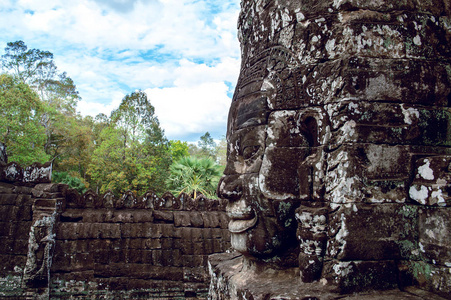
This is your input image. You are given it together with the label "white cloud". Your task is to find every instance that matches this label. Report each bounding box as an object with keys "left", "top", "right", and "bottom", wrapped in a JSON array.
[
  {"left": 146, "top": 81, "right": 232, "bottom": 140},
  {"left": 0, "top": 0, "right": 241, "bottom": 141}
]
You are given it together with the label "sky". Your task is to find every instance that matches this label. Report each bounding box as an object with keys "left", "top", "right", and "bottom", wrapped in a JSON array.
[{"left": 0, "top": 0, "right": 241, "bottom": 142}]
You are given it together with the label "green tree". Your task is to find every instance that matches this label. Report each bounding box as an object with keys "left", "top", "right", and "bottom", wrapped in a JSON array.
[
  {"left": 216, "top": 136, "right": 227, "bottom": 166},
  {"left": 52, "top": 171, "right": 87, "bottom": 193},
  {"left": 1, "top": 40, "right": 54, "bottom": 85},
  {"left": 1, "top": 41, "right": 81, "bottom": 165},
  {"left": 87, "top": 126, "right": 159, "bottom": 195},
  {"left": 198, "top": 131, "right": 217, "bottom": 159},
  {"left": 169, "top": 140, "right": 190, "bottom": 161},
  {"left": 87, "top": 91, "right": 171, "bottom": 195},
  {"left": 166, "top": 156, "right": 222, "bottom": 198},
  {"left": 56, "top": 115, "right": 95, "bottom": 184},
  {"left": 0, "top": 73, "right": 49, "bottom": 165}
]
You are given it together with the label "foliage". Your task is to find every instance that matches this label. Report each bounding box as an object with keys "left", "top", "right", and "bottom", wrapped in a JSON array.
[
  {"left": 87, "top": 91, "right": 171, "bottom": 195},
  {"left": 216, "top": 136, "right": 227, "bottom": 166},
  {"left": 56, "top": 115, "right": 95, "bottom": 182},
  {"left": 0, "top": 73, "right": 49, "bottom": 165},
  {"left": 198, "top": 131, "right": 217, "bottom": 158},
  {"left": 166, "top": 156, "right": 223, "bottom": 198},
  {"left": 0, "top": 41, "right": 227, "bottom": 196},
  {"left": 169, "top": 140, "right": 190, "bottom": 161},
  {"left": 52, "top": 171, "right": 87, "bottom": 193},
  {"left": 1, "top": 40, "right": 81, "bottom": 166}
]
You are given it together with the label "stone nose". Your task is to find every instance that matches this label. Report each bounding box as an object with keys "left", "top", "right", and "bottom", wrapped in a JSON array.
[{"left": 217, "top": 175, "right": 243, "bottom": 201}]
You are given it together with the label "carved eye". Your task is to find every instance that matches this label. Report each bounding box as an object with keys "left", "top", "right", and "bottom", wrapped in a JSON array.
[{"left": 243, "top": 145, "right": 260, "bottom": 160}]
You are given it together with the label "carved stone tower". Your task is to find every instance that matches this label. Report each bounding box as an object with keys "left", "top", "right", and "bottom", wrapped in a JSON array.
[{"left": 210, "top": 0, "right": 451, "bottom": 298}]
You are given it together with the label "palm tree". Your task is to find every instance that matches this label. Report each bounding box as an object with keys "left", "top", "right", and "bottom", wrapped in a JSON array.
[{"left": 166, "top": 156, "right": 223, "bottom": 198}]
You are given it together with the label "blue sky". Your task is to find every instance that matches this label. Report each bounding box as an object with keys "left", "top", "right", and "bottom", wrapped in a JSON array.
[{"left": 0, "top": 0, "right": 241, "bottom": 142}]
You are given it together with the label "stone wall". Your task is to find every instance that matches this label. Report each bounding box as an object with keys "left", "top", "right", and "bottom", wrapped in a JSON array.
[{"left": 0, "top": 162, "right": 230, "bottom": 299}]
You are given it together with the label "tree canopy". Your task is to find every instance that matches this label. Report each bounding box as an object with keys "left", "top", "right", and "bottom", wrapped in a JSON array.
[{"left": 0, "top": 40, "right": 226, "bottom": 198}]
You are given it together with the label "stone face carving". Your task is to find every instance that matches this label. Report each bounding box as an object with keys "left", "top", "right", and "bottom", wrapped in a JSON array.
[
  {"left": 212, "top": 0, "right": 451, "bottom": 298},
  {"left": 217, "top": 46, "right": 329, "bottom": 259}
]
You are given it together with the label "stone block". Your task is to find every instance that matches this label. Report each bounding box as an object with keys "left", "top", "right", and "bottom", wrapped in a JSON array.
[
  {"left": 0, "top": 194, "right": 17, "bottom": 205},
  {"left": 144, "top": 238, "right": 161, "bottom": 250},
  {"left": 123, "top": 222, "right": 160, "bottom": 238},
  {"left": 409, "top": 156, "right": 451, "bottom": 206},
  {"left": 141, "top": 250, "right": 153, "bottom": 264},
  {"left": 153, "top": 210, "right": 174, "bottom": 223},
  {"left": 398, "top": 260, "right": 451, "bottom": 298},
  {"left": 193, "top": 242, "right": 205, "bottom": 255},
  {"left": 182, "top": 255, "right": 205, "bottom": 268},
  {"left": 88, "top": 238, "right": 116, "bottom": 252},
  {"left": 161, "top": 238, "right": 173, "bottom": 249},
  {"left": 17, "top": 205, "right": 32, "bottom": 221},
  {"left": 212, "top": 239, "right": 223, "bottom": 253},
  {"left": 326, "top": 144, "right": 410, "bottom": 203},
  {"left": 203, "top": 239, "right": 214, "bottom": 254},
  {"left": 183, "top": 267, "right": 208, "bottom": 283},
  {"left": 133, "top": 210, "right": 154, "bottom": 223},
  {"left": 92, "top": 249, "right": 110, "bottom": 265},
  {"left": 418, "top": 207, "right": 451, "bottom": 265},
  {"left": 299, "top": 253, "right": 323, "bottom": 283},
  {"left": 76, "top": 223, "right": 120, "bottom": 239},
  {"left": 0, "top": 206, "right": 13, "bottom": 221},
  {"left": 160, "top": 223, "right": 178, "bottom": 238},
  {"left": 0, "top": 182, "right": 14, "bottom": 194},
  {"left": 174, "top": 211, "right": 192, "bottom": 227},
  {"left": 211, "top": 228, "right": 223, "bottom": 239},
  {"left": 323, "top": 260, "right": 398, "bottom": 293},
  {"left": 190, "top": 211, "right": 204, "bottom": 227},
  {"left": 218, "top": 213, "right": 229, "bottom": 229},
  {"left": 202, "top": 228, "right": 213, "bottom": 239},
  {"left": 180, "top": 240, "right": 194, "bottom": 255},
  {"left": 125, "top": 249, "right": 143, "bottom": 263},
  {"left": 327, "top": 203, "right": 419, "bottom": 261},
  {"left": 201, "top": 212, "right": 218, "bottom": 228},
  {"left": 0, "top": 238, "right": 13, "bottom": 254},
  {"left": 108, "top": 250, "right": 125, "bottom": 263},
  {"left": 128, "top": 238, "right": 143, "bottom": 249},
  {"left": 0, "top": 254, "right": 27, "bottom": 275},
  {"left": 12, "top": 239, "right": 28, "bottom": 255}
]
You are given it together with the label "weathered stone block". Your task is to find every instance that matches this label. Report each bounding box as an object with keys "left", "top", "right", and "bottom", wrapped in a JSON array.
[
  {"left": 144, "top": 238, "right": 161, "bottom": 250},
  {"left": 153, "top": 210, "right": 173, "bottom": 222},
  {"left": 160, "top": 223, "right": 178, "bottom": 238},
  {"left": 183, "top": 267, "right": 208, "bottom": 283},
  {"left": 190, "top": 211, "right": 204, "bottom": 227},
  {"left": 0, "top": 194, "right": 18, "bottom": 206},
  {"left": 409, "top": 156, "right": 451, "bottom": 206},
  {"left": 398, "top": 260, "right": 451, "bottom": 298},
  {"left": 79, "top": 223, "right": 120, "bottom": 239},
  {"left": 211, "top": 228, "right": 223, "bottom": 239},
  {"left": 201, "top": 212, "right": 218, "bottom": 228},
  {"left": 327, "top": 203, "right": 419, "bottom": 261},
  {"left": 180, "top": 241, "right": 194, "bottom": 255},
  {"left": 92, "top": 249, "right": 110, "bottom": 265},
  {"left": 323, "top": 260, "right": 398, "bottom": 293},
  {"left": 418, "top": 207, "right": 451, "bottom": 265},
  {"left": 326, "top": 144, "right": 410, "bottom": 203},
  {"left": 174, "top": 211, "right": 192, "bottom": 227}
]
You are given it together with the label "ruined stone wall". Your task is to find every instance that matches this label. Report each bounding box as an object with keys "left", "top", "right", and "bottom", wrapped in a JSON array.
[
  {"left": 0, "top": 162, "right": 230, "bottom": 299},
  {"left": 0, "top": 162, "right": 59, "bottom": 298},
  {"left": 50, "top": 190, "right": 230, "bottom": 299}
]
